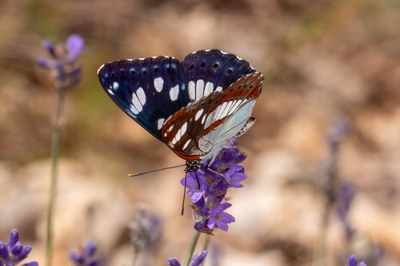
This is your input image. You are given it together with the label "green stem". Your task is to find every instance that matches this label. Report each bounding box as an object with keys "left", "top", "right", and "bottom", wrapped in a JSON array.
[
  {"left": 46, "top": 88, "right": 65, "bottom": 266},
  {"left": 184, "top": 230, "right": 201, "bottom": 266},
  {"left": 202, "top": 234, "right": 211, "bottom": 251}
]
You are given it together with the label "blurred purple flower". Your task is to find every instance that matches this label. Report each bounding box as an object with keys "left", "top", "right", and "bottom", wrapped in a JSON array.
[
  {"left": 37, "top": 34, "right": 85, "bottom": 90},
  {"left": 168, "top": 250, "right": 208, "bottom": 266},
  {"left": 0, "top": 229, "right": 38, "bottom": 266},
  {"left": 70, "top": 241, "right": 102, "bottom": 266},
  {"left": 181, "top": 142, "right": 247, "bottom": 233},
  {"left": 65, "top": 34, "right": 85, "bottom": 63},
  {"left": 168, "top": 258, "right": 181, "bottom": 266},
  {"left": 337, "top": 182, "right": 356, "bottom": 240},
  {"left": 326, "top": 119, "right": 350, "bottom": 153},
  {"left": 130, "top": 204, "right": 163, "bottom": 262},
  {"left": 346, "top": 255, "right": 367, "bottom": 266}
]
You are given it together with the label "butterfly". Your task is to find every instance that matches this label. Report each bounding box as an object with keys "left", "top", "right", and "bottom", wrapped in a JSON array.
[{"left": 97, "top": 49, "right": 264, "bottom": 171}]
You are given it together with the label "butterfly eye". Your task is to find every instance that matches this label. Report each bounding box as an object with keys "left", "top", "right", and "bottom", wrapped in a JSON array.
[
  {"left": 130, "top": 68, "right": 136, "bottom": 75},
  {"left": 154, "top": 66, "right": 159, "bottom": 73},
  {"left": 200, "top": 62, "right": 206, "bottom": 67},
  {"left": 213, "top": 63, "right": 219, "bottom": 68},
  {"left": 119, "top": 69, "right": 125, "bottom": 75},
  {"left": 189, "top": 64, "right": 194, "bottom": 70},
  {"left": 111, "top": 72, "right": 116, "bottom": 78},
  {"left": 226, "top": 68, "right": 233, "bottom": 74}
]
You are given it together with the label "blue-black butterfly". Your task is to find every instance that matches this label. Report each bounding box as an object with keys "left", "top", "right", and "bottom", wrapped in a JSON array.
[{"left": 97, "top": 49, "right": 263, "bottom": 171}]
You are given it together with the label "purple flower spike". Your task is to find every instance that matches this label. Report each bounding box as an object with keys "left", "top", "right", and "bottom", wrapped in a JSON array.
[
  {"left": 8, "top": 229, "right": 19, "bottom": 246},
  {"left": 190, "top": 250, "right": 208, "bottom": 266},
  {"left": 83, "top": 241, "right": 97, "bottom": 258},
  {"left": 16, "top": 245, "right": 32, "bottom": 261},
  {"left": 0, "top": 229, "right": 37, "bottom": 266},
  {"left": 41, "top": 39, "right": 57, "bottom": 58},
  {"left": 168, "top": 258, "right": 181, "bottom": 266},
  {"left": 23, "top": 263, "right": 39, "bottom": 266},
  {"left": 208, "top": 203, "right": 235, "bottom": 231},
  {"left": 224, "top": 165, "right": 246, "bottom": 188},
  {"left": 10, "top": 242, "right": 23, "bottom": 257},
  {"left": 70, "top": 241, "right": 102, "bottom": 266},
  {"left": 168, "top": 250, "right": 208, "bottom": 266},
  {"left": 347, "top": 255, "right": 367, "bottom": 266},
  {"left": 182, "top": 143, "right": 247, "bottom": 233},
  {"left": 36, "top": 57, "right": 56, "bottom": 69},
  {"left": 66, "top": 34, "right": 85, "bottom": 63},
  {"left": 181, "top": 171, "right": 206, "bottom": 196},
  {"left": 37, "top": 34, "right": 85, "bottom": 90},
  {"left": 0, "top": 242, "right": 9, "bottom": 260}
]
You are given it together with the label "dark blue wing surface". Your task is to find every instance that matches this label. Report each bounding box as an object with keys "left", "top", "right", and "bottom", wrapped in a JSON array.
[
  {"left": 181, "top": 50, "right": 255, "bottom": 101},
  {"left": 97, "top": 56, "right": 188, "bottom": 140}
]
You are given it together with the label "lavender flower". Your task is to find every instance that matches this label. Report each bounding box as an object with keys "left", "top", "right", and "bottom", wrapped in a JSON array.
[
  {"left": 129, "top": 205, "right": 163, "bottom": 255},
  {"left": 168, "top": 250, "right": 208, "bottom": 266},
  {"left": 70, "top": 241, "right": 102, "bottom": 266},
  {"left": 181, "top": 141, "right": 247, "bottom": 233},
  {"left": 37, "top": 34, "right": 85, "bottom": 90},
  {"left": 0, "top": 229, "right": 38, "bottom": 266},
  {"left": 346, "top": 255, "right": 367, "bottom": 266}
]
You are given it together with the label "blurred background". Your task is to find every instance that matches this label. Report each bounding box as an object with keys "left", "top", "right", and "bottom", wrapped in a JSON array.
[{"left": 1, "top": 0, "right": 399, "bottom": 265}]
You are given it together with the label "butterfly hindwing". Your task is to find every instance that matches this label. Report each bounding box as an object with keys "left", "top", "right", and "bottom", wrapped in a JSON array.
[
  {"left": 182, "top": 50, "right": 255, "bottom": 102},
  {"left": 97, "top": 56, "right": 189, "bottom": 140},
  {"left": 161, "top": 72, "right": 264, "bottom": 161}
]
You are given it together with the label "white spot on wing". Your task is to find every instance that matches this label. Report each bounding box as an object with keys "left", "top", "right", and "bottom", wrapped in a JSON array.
[
  {"left": 204, "top": 82, "right": 214, "bottom": 97},
  {"left": 181, "top": 122, "right": 188, "bottom": 135},
  {"left": 136, "top": 87, "right": 146, "bottom": 106},
  {"left": 167, "top": 124, "right": 174, "bottom": 133},
  {"left": 229, "top": 100, "right": 242, "bottom": 115},
  {"left": 157, "top": 118, "right": 165, "bottom": 130},
  {"left": 113, "top": 81, "right": 119, "bottom": 90},
  {"left": 195, "top": 109, "right": 204, "bottom": 121},
  {"left": 201, "top": 114, "right": 206, "bottom": 124},
  {"left": 220, "top": 101, "right": 233, "bottom": 119},
  {"left": 107, "top": 89, "right": 114, "bottom": 95},
  {"left": 182, "top": 139, "right": 191, "bottom": 150},
  {"left": 169, "top": 84, "right": 179, "bottom": 101},
  {"left": 215, "top": 102, "right": 228, "bottom": 120},
  {"left": 172, "top": 131, "right": 181, "bottom": 145},
  {"left": 130, "top": 104, "right": 139, "bottom": 115},
  {"left": 131, "top": 92, "right": 143, "bottom": 112},
  {"left": 154, "top": 77, "right": 164, "bottom": 92},
  {"left": 196, "top": 79, "right": 205, "bottom": 100},
  {"left": 215, "top": 86, "right": 223, "bottom": 92},
  {"left": 188, "top": 81, "right": 196, "bottom": 100}
]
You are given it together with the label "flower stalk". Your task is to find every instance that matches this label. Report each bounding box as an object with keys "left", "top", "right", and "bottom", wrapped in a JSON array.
[{"left": 37, "top": 34, "right": 84, "bottom": 266}]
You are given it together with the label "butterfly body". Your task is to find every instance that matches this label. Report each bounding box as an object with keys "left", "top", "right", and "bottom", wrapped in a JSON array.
[{"left": 98, "top": 50, "right": 264, "bottom": 167}]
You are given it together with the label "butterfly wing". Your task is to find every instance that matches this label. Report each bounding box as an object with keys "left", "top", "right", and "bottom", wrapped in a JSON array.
[
  {"left": 97, "top": 56, "right": 189, "bottom": 140},
  {"left": 181, "top": 50, "right": 255, "bottom": 102},
  {"left": 161, "top": 72, "right": 264, "bottom": 161}
]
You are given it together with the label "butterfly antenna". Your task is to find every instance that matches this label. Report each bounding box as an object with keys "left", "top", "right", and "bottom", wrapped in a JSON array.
[{"left": 129, "top": 164, "right": 185, "bottom": 177}]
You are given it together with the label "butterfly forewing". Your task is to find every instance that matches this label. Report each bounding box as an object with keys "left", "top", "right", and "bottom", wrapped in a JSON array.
[
  {"left": 182, "top": 50, "right": 255, "bottom": 102},
  {"left": 161, "top": 72, "right": 264, "bottom": 161},
  {"left": 98, "top": 56, "right": 189, "bottom": 140}
]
